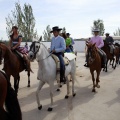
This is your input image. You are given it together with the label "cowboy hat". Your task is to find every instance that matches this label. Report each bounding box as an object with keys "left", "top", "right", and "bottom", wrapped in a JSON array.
[
  {"left": 50, "top": 26, "right": 62, "bottom": 33},
  {"left": 92, "top": 28, "right": 100, "bottom": 32},
  {"left": 105, "top": 33, "right": 110, "bottom": 35},
  {"left": 66, "top": 33, "right": 71, "bottom": 36}
]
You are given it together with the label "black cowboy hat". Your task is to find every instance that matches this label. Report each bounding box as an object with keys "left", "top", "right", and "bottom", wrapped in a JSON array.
[
  {"left": 105, "top": 33, "right": 110, "bottom": 35},
  {"left": 50, "top": 26, "right": 62, "bottom": 33},
  {"left": 66, "top": 33, "right": 71, "bottom": 36}
]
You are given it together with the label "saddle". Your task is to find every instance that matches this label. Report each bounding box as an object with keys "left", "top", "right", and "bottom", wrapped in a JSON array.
[{"left": 51, "top": 54, "right": 69, "bottom": 72}]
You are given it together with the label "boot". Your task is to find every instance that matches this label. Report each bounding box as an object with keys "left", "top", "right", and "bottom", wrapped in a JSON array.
[
  {"left": 23, "top": 55, "right": 33, "bottom": 72},
  {"left": 60, "top": 69, "right": 66, "bottom": 83},
  {"left": 84, "top": 63, "right": 89, "bottom": 67}
]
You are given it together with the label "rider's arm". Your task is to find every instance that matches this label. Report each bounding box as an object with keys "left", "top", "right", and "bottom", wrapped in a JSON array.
[
  {"left": 55, "top": 37, "right": 66, "bottom": 53},
  {"left": 8, "top": 37, "right": 12, "bottom": 48},
  {"left": 98, "top": 37, "right": 104, "bottom": 48}
]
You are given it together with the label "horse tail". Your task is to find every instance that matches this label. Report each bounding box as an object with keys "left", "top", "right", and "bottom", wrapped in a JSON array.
[{"left": 1, "top": 71, "right": 22, "bottom": 120}]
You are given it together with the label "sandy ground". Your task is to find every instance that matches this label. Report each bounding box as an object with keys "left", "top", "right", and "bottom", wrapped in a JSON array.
[{"left": 7, "top": 53, "right": 120, "bottom": 120}]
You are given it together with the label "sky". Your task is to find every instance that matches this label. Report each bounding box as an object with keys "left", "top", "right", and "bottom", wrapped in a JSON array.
[{"left": 0, "top": 0, "right": 120, "bottom": 40}]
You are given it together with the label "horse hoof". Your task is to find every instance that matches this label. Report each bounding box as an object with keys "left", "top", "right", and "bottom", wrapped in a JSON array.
[
  {"left": 92, "top": 89, "right": 96, "bottom": 92},
  {"left": 38, "top": 105, "right": 42, "bottom": 110},
  {"left": 27, "top": 85, "right": 30, "bottom": 87},
  {"left": 96, "top": 85, "right": 100, "bottom": 88},
  {"left": 48, "top": 107, "right": 53, "bottom": 111},
  {"left": 60, "top": 85, "right": 62, "bottom": 87},
  {"left": 73, "top": 93, "right": 76, "bottom": 97},
  {"left": 65, "top": 95, "right": 69, "bottom": 99},
  {"left": 56, "top": 89, "right": 60, "bottom": 91}
]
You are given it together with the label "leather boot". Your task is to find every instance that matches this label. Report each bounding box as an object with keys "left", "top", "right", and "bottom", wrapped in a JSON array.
[{"left": 60, "top": 69, "right": 66, "bottom": 83}]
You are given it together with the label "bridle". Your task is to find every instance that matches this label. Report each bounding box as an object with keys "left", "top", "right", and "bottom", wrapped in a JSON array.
[
  {"left": 29, "top": 41, "right": 52, "bottom": 61},
  {"left": 29, "top": 41, "right": 41, "bottom": 59}
]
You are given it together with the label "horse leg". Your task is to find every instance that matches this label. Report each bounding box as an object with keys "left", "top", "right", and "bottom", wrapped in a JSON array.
[
  {"left": 96, "top": 70, "right": 101, "bottom": 88},
  {"left": 90, "top": 71, "right": 96, "bottom": 92},
  {"left": 48, "top": 82, "right": 54, "bottom": 111},
  {"left": 36, "top": 80, "right": 45, "bottom": 110},
  {"left": 65, "top": 76, "right": 70, "bottom": 99},
  {"left": 27, "top": 71, "right": 30, "bottom": 87},
  {"left": 14, "top": 75, "right": 19, "bottom": 94},
  {"left": 71, "top": 74, "right": 76, "bottom": 97}
]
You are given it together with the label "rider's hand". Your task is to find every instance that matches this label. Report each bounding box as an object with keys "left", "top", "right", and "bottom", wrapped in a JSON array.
[{"left": 52, "top": 49, "right": 56, "bottom": 53}]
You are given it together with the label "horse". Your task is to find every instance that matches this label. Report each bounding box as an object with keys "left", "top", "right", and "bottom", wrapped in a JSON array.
[
  {"left": 86, "top": 43, "right": 101, "bottom": 92},
  {"left": 0, "top": 71, "right": 22, "bottom": 120},
  {"left": 113, "top": 43, "right": 120, "bottom": 65},
  {"left": 102, "top": 41, "right": 116, "bottom": 72},
  {"left": 0, "top": 42, "right": 31, "bottom": 93},
  {"left": 28, "top": 41, "right": 76, "bottom": 111}
]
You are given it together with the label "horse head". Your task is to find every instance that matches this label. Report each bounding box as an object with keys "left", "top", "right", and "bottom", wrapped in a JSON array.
[
  {"left": 86, "top": 43, "right": 98, "bottom": 64},
  {"left": 28, "top": 41, "right": 41, "bottom": 61}
]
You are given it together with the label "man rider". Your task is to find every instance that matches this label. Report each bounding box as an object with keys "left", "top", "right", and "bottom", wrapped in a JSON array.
[
  {"left": 105, "top": 33, "right": 115, "bottom": 54},
  {"left": 50, "top": 26, "right": 66, "bottom": 83}
]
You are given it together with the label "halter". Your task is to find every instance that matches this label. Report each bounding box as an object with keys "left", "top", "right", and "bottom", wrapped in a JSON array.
[{"left": 29, "top": 41, "right": 52, "bottom": 61}]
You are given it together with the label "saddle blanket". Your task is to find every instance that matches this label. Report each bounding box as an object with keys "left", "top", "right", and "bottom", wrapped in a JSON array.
[{"left": 64, "top": 53, "right": 77, "bottom": 61}]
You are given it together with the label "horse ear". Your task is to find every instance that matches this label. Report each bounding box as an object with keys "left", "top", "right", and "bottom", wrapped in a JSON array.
[
  {"left": 92, "top": 43, "right": 96, "bottom": 47},
  {"left": 39, "top": 36, "right": 42, "bottom": 42}
]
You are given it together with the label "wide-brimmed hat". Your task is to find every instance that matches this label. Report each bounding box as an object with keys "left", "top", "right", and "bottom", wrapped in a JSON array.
[
  {"left": 92, "top": 28, "right": 99, "bottom": 32},
  {"left": 66, "top": 33, "right": 71, "bottom": 36},
  {"left": 50, "top": 26, "right": 62, "bottom": 33}
]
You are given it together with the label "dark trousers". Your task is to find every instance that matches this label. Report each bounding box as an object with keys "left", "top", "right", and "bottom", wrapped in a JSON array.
[
  {"left": 69, "top": 45, "right": 73, "bottom": 52},
  {"left": 53, "top": 52, "right": 65, "bottom": 82}
]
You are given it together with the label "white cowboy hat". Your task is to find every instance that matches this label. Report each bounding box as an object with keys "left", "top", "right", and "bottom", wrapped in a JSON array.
[{"left": 92, "top": 28, "right": 100, "bottom": 32}]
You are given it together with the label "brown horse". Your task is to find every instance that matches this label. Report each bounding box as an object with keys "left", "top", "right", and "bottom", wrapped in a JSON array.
[
  {"left": 102, "top": 41, "right": 115, "bottom": 72},
  {"left": 0, "top": 71, "right": 22, "bottom": 120},
  {"left": 0, "top": 42, "right": 31, "bottom": 93},
  {"left": 86, "top": 43, "right": 101, "bottom": 92}
]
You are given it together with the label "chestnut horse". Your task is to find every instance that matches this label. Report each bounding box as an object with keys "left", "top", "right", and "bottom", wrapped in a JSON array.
[
  {"left": 0, "top": 42, "right": 31, "bottom": 93},
  {"left": 102, "top": 41, "right": 119, "bottom": 71},
  {"left": 0, "top": 71, "right": 22, "bottom": 120},
  {"left": 86, "top": 43, "right": 101, "bottom": 92},
  {"left": 102, "top": 41, "right": 115, "bottom": 72}
]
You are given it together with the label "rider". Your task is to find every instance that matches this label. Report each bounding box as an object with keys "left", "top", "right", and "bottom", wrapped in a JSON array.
[
  {"left": 50, "top": 26, "right": 66, "bottom": 83},
  {"left": 84, "top": 28, "right": 107, "bottom": 68},
  {"left": 66, "top": 33, "right": 75, "bottom": 52},
  {"left": 8, "top": 26, "right": 30, "bottom": 71},
  {"left": 105, "top": 33, "right": 115, "bottom": 54},
  {"left": 61, "top": 33, "right": 72, "bottom": 53}
]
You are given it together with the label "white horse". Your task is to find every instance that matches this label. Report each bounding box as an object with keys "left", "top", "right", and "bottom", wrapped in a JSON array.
[{"left": 28, "top": 41, "right": 76, "bottom": 111}]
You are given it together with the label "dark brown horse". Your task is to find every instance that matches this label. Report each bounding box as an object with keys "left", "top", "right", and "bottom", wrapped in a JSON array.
[
  {"left": 86, "top": 43, "right": 101, "bottom": 92},
  {"left": 0, "top": 71, "right": 22, "bottom": 120},
  {"left": 0, "top": 43, "right": 31, "bottom": 93},
  {"left": 102, "top": 41, "right": 115, "bottom": 72}
]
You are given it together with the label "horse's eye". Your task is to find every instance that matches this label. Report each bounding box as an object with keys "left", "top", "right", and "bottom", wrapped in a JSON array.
[{"left": 36, "top": 46, "right": 38, "bottom": 48}]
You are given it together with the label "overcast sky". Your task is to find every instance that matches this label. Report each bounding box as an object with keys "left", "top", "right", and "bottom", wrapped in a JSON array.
[{"left": 0, "top": 0, "right": 120, "bottom": 40}]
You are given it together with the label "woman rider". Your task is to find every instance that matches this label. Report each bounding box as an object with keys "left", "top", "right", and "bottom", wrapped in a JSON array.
[{"left": 8, "top": 26, "right": 30, "bottom": 71}]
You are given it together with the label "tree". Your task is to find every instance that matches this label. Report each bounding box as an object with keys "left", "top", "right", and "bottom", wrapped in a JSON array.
[
  {"left": 113, "top": 28, "right": 120, "bottom": 36},
  {"left": 62, "top": 27, "right": 66, "bottom": 33},
  {"left": 43, "top": 25, "right": 52, "bottom": 41},
  {"left": 91, "top": 19, "right": 105, "bottom": 36},
  {"left": 6, "top": 2, "right": 38, "bottom": 41}
]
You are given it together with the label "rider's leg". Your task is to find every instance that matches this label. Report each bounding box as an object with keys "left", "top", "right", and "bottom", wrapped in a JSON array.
[
  {"left": 57, "top": 54, "right": 65, "bottom": 83},
  {"left": 84, "top": 51, "right": 89, "bottom": 67},
  {"left": 98, "top": 49, "right": 107, "bottom": 67},
  {"left": 23, "top": 54, "right": 30, "bottom": 71}
]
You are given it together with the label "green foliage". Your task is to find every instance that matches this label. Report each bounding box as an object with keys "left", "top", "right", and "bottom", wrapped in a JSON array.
[
  {"left": 113, "top": 28, "right": 120, "bottom": 36},
  {"left": 6, "top": 2, "right": 38, "bottom": 41},
  {"left": 91, "top": 19, "right": 105, "bottom": 36},
  {"left": 43, "top": 25, "right": 52, "bottom": 41}
]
